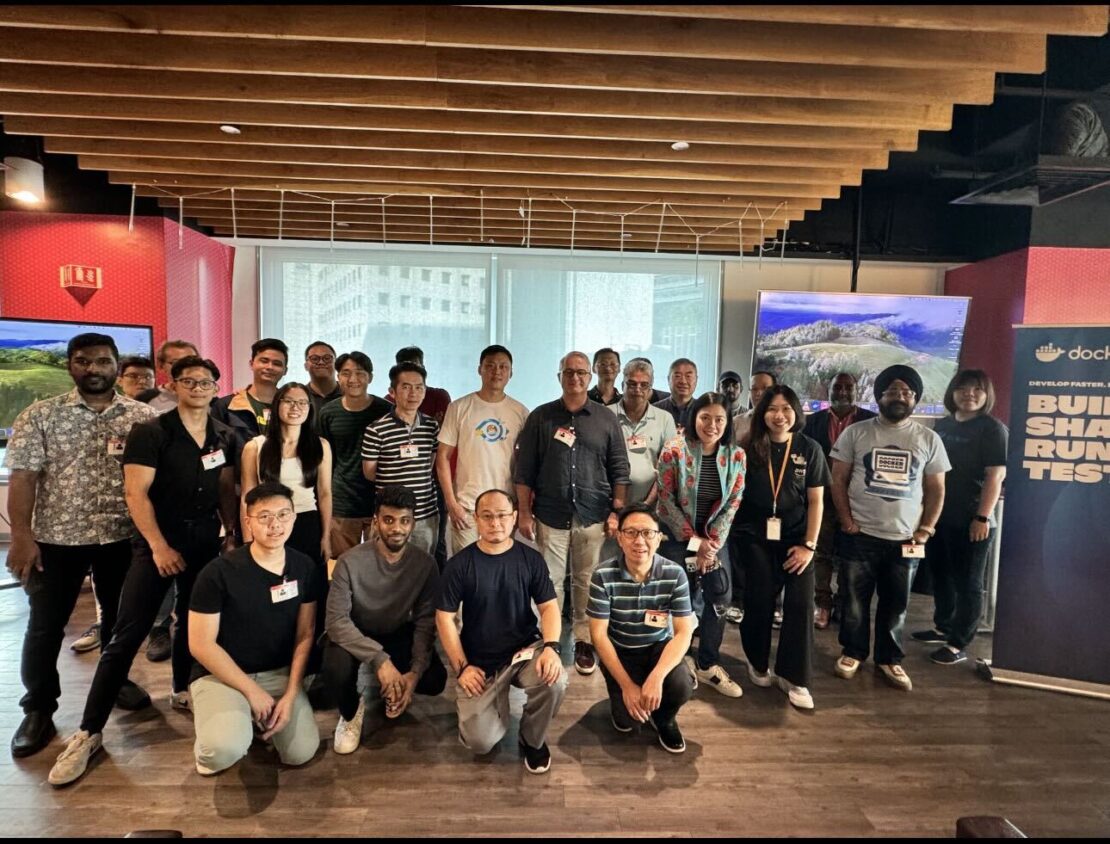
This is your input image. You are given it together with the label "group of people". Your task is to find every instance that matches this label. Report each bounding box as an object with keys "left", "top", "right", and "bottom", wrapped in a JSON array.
[{"left": 4, "top": 332, "right": 1008, "bottom": 783}]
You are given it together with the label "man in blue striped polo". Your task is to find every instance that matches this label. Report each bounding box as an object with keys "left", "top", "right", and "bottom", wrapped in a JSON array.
[{"left": 587, "top": 504, "right": 695, "bottom": 754}]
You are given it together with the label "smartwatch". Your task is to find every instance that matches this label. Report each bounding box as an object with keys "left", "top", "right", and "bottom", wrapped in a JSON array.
[
  {"left": 973, "top": 515, "right": 989, "bottom": 524},
  {"left": 542, "top": 641, "right": 562, "bottom": 656},
  {"left": 803, "top": 540, "right": 818, "bottom": 552}
]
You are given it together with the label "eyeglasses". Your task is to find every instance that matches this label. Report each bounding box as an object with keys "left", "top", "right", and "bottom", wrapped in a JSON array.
[
  {"left": 476, "top": 511, "right": 516, "bottom": 523},
  {"left": 338, "top": 370, "right": 369, "bottom": 380},
  {"left": 175, "top": 377, "right": 218, "bottom": 392},
  {"left": 624, "top": 380, "right": 652, "bottom": 391},
  {"left": 121, "top": 373, "right": 155, "bottom": 382},
  {"left": 250, "top": 509, "right": 295, "bottom": 526},
  {"left": 560, "top": 369, "right": 590, "bottom": 379},
  {"left": 619, "top": 528, "right": 661, "bottom": 541},
  {"left": 882, "top": 389, "right": 916, "bottom": 399},
  {"left": 279, "top": 399, "right": 311, "bottom": 409},
  {"left": 307, "top": 354, "right": 335, "bottom": 365}
]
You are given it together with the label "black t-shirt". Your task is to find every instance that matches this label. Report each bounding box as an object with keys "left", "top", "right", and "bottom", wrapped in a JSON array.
[
  {"left": 934, "top": 414, "right": 1008, "bottom": 526},
  {"left": 438, "top": 542, "right": 557, "bottom": 673},
  {"left": 736, "top": 433, "right": 829, "bottom": 541},
  {"left": 189, "top": 544, "right": 319, "bottom": 683}
]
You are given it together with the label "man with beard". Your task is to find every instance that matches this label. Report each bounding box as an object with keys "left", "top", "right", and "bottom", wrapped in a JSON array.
[
  {"left": 5, "top": 333, "right": 157, "bottom": 758},
  {"left": 829, "top": 365, "right": 949, "bottom": 691},
  {"left": 718, "top": 371, "right": 745, "bottom": 418},
  {"left": 803, "top": 373, "right": 877, "bottom": 628}
]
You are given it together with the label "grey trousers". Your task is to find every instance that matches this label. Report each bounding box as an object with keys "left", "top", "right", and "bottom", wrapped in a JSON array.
[
  {"left": 409, "top": 513, "right": 440, "bottom": 558},
  {"left": 457, "top": 640, "right": 568, "bottom": 754}
]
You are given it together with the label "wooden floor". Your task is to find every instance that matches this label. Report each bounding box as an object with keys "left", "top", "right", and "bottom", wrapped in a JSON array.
[{"left": 2, "top": 584, "right": 1110, "bottom": 839}]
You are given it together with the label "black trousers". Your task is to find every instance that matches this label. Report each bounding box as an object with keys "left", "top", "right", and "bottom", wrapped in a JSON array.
[
  {"left": 599, "top": 639, "right": 694, "bottom": 725},
  {"left": 322, "top": 624, "right": 448, "bottom": 721},
  {"left": 80, "top": 523, "right": 221, "bottom": 734},
  {"left": 287, "top": 509, "right": 328, "bottom": 672},
  {"left": 20, "top": 540, "right": 132, "bottom": 715},
  {"left": 928, "top": 523, "right": 994, "bottom": 650},
  {"left": 737, "top": 532, "right": 815, "bottom": 688}
]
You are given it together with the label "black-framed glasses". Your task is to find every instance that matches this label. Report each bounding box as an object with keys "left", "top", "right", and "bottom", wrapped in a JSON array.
[
  {"left": 175, "top": 377, "right": 218, "bottom": 392},
  {"left": 279, "top": 399, "right": 311, "bottom": 409},
  {"left": 619, "top": 528, "right": 660, "bottom": 541},
  {"left": 307, "top": 354, "right": 335, "bottom": 365}
]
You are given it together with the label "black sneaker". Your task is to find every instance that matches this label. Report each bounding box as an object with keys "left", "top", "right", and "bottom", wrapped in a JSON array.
[
  {"left": 930, "top": 646, "right": 967, "bottom": 665},
  {"left": 145, "top": 625, "right": 171, "bottom": 663},
  {"left": 519, "top": 738, "right": 552, "bottom": 774},
  {"left": 911, "top": 628, "right": 947, "bottom": 644},
  {"left": 649, "top": 715, "right": 686, "bottom": 754},
  {"left": 574, "top": 641, "right": 597, "bottom": 675},
  {"left": 610, "top": 703, "right": 634, "bottom": 734}
]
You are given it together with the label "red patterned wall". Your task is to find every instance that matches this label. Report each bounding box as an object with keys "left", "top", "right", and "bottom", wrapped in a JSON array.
[{"left": 1023, "top": 247, "right": 1110, "bottom": 325}]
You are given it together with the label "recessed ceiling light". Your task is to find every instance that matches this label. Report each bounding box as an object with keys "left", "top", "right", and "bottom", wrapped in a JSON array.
[
  {"left": 219, "top": 124, "right": 242, "bottom": 135},
  {"left": 336, "top": 221, "right": 349, "bottom": 227},
  {"left": 671, "top": 141, "right": 690, "bottom": 151},
  {"left": 621, "top": 233, "right": 633, "bottom": 238}
]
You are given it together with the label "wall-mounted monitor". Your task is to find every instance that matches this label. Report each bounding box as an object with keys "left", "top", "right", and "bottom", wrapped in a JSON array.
[
  {"left": 751, "top": 291, "right": 970, "bottom": 418},
  {"left": 0, "top": 317, "right": 154, "bottom": 443}
]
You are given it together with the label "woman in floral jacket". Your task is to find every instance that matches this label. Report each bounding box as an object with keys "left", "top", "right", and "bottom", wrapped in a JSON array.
[{"left": 655, "top": 392, "right": 747, "bottom": 699}]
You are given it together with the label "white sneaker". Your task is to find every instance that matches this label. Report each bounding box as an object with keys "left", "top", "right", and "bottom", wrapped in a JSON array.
[
  {"left": 170, "top": 691, "right": 191, "bottom": 712},
  {"left": 877, "top": 663, "right": 913, "bottom": 691},
  {"left": 725, "top": 606, "right": 744, "bottom": 624},
  {"left": 835, "top": 655, "right": 862, "bottom": 679},
  {"left": 48, "top": 730, "right": 103, "bottom": 786},
  {"left": 693, "top": 664, "right": 743, "bottom": 698},
  {"left": 683, "top": 655, "right": 699, "bottom": 691},
  {"left": 746, "top": 662, "right": 774, "bottom": 688},
  {"left": 333, "top": 699, "right": 365, "bottom": 754},
  {"left": 776, "top": 676, "right": 814, "bottom": 710}
]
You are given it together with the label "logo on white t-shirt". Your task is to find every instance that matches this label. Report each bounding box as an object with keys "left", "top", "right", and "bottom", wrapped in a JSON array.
[{"left": 474, "top": 418, "right": 509, "bottom": 444}]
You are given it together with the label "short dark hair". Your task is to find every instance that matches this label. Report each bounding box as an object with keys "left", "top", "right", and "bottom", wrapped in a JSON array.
[
  {"left": 170, "top": 355, "right": 220, "bottom": 382},
  {"left": 593, "top": 347, "right": 620, "bottom": 365},
  {"left": 118, "top": 355, "right": 154, "bottom": 374},
  {"left": 943, "top": 369, "right": 996, "bottom": 415},
  {"left": 251, "top": 338, "right": 289, "bottom": 364},
  {"left": 751, "top": 370, "right": 778, "bottom": 385},
  {"left": 832, "top": 371, "right": 858, "bottom": 385},
  {"left": 684, "top": 392, "right": 734, "bottom": 445},
  {"left": 389, "top": 361, "right": 427, "bottom": 387},
  {"left": 375, "top": 484, "right": 416, "bottom": 515},
  {"left": 68, "top": 333, "right": 119, "bottom": 362},
  {"left": 395, "top": 346, "right": 423, "bottom": 365},
  {"left": 244, "top": 481, "right": 293, "bottom": 509},
  {"left": 304, "top": 340, "right": 336, "bottom": 359},
  {"left": 617, "top": 502, "right": 659, "bottom": 531},
  {"left": 474, "top": 488, "right": 517, "bottom": 512},
  {"left": 335, "top": 351, "right": 373, "bottom": 375},
  {"left": 480, "top": 344, "right": 513, "bottom": 365},
  {"left": 669, "top": 357, "right": 697, "bottom": 374}
]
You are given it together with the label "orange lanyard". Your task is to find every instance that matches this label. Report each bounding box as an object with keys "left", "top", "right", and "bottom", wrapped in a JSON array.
[{"left": 767, "top": 434, "right": 793, "bottom": 517}]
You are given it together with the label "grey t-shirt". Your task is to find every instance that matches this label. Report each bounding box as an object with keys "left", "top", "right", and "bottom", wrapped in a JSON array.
[{"left": 830, "top": 417, "right": 951, "bottom": 541}]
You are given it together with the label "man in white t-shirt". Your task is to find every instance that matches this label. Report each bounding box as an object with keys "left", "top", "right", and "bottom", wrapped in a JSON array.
[{"left": 436, "top": 345, "right": 529, "bottom": 556}]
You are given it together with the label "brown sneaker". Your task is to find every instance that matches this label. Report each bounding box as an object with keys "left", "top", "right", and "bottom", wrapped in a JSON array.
[
  {"left": 814, "top": 607, "right": 831, "bottom": 629},
  {"left": 574, "top": 641, "right": 597, "bottom": 675}
]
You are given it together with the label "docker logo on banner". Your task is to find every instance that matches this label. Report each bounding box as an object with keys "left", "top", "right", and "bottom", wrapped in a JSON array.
[{"left": 1034, "top": 342, "right": 1065, "bottom": 362}]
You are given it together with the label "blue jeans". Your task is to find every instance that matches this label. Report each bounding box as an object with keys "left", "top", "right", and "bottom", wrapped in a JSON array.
[
  {"left": 836, "top": 532, "right": 918, "bottom": 665},
  {"left": 660, "top": 540, "right": 731, "bottom": 670}
]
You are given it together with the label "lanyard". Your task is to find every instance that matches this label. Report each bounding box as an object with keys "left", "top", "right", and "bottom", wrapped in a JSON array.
[{"left": 767, "top": 434, "right": 793, "bottom": 517}]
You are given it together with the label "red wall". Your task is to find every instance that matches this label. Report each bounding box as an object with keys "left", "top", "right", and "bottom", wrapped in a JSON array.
[{"left": 1023, "top": 247, "right": 1110, "bottom": 325}]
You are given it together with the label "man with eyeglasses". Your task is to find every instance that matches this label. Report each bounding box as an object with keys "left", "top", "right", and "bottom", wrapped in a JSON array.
[
  {"left": 6, "top": 333, "right": 157, "bottom": 760},
  {"left": 653, "top": 358, "right": 699, "bottom": 435},
  {"left": 212, "top": 338, "right": 289, "bottom": 456},
  {"left": 117, "top": 356, "right": 157, "bottom": 401},
  {"left": 303, "top": 340, "right": 342, "bottom": 420},
  {"left": 588, "top": 504, "right": 694, "bottom": 753},
  {"left": 437, "top": 345, "right": 529, "bottom": 556},
  {"left": 319, "top": 352, "right": 392, "bottom": 557},
  {"left": 830, "top": 364, "right": 950, "bottom": 692},
  {"left": 514, "top": 351, "right": 630, "bottom": 676},
  {"left": 588, "top": 348, "right": 622, "bottom": 407},
  {"left": 147, "top": 340, "right": 199, "bottom": 415},
  {"left": 363, "top": 362, "right": 440, "bottom": 557},
  {"left": 48, "top": 356, "right": 239, "bottom": 785},
  {"left": 436, "top": 489, "right": 567, "bottom": 774}
]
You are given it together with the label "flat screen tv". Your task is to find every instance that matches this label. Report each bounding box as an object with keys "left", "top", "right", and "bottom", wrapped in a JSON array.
[
  {"left": 0, "top": 317, "right": 154, "bottom": 443},
  {"left": 751, "top": 291, "right": 970, "bottom": 418}
]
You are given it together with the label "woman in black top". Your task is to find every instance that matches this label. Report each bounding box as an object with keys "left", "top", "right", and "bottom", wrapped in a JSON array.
[
  {"left": 913, "top": 370, "right": 1008, "bottom": 665},
  {"left": 736, "top": 385, "right": 828, "bottom": 710}
]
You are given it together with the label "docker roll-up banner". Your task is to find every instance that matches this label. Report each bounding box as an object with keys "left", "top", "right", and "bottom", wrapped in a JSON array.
[{"left": 991, "top": 324, "right": 1110, "bottom": 696}]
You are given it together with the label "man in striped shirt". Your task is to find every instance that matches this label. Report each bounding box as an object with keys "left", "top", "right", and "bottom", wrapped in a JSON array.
[
  {"left": 361, "top": 362, "right": 440, "bottom": 556},
  {"left": 588, "top": 504, "right": 695, "bottom": 754}
]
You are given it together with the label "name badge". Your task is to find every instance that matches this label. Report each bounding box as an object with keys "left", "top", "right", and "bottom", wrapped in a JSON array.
[
  {"left": 686, "top": 537, "right": 701, "bottom": 553},
  {"left": 766, "top": 517, "right": 782, "bottom": 542},
  {"left": 511, "top": 647, "right": 535, "bottom": 666},
  {"left": 107, "top": 436, "right": 126, "bottom": 457},
  {"left": 627, "top": 434, "right": 647, "bottom": 451},
  {"left": 644, "top": 609, "right": 669, "bottom": 628},
  {"left": 554, "top": 427, "right": 576, "bottom": 447},
  {"left": 201, "top": 449, "right": 226, "bottom": 470},
  {"left": 902, "top": 543, "right": 925, "bottom": 559},
  {"left": 270, "top": 580, "right": 299, "bottom": 603},
  {"left": 399, "top": 443, "right": 419, "bottom": 459}
]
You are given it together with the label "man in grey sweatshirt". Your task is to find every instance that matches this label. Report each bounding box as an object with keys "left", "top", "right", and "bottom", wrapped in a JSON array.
[{"left": 323, "top": 484, "right": 446, "bottom": 754}]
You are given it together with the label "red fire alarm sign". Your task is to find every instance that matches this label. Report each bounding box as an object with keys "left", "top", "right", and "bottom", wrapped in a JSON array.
[{"left": 60, "top": 265, "right": 103, "bottom": 289}]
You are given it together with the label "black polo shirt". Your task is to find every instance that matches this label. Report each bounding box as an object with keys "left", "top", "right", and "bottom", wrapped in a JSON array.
[
  {"left": 123, "top": 409, "right": 236, "bottom": 545},
  {"left": 587, "top": 385, "right": 622, "bottom": 407},
  {"left": 513, "top": 398, "right": 630, "bottom": 529}
]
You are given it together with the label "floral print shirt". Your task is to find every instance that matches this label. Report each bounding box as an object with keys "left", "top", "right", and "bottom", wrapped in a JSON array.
[{"left": 655, "top": 436, "right": 747, "bottom": 546}]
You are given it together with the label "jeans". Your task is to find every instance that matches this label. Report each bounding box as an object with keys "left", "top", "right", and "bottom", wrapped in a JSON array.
[
  {"left": 659, "top": 540, "right": 731, "bottom": 670},
  {"left": 409, "top": 514, "right": 440, "bottom": 559},
  {"left": 600, "top": 640, "right": 693, "bottom": 725},
  {"left": 81, "top": 524, "right": 221, "bottom": 733},
  {"left": 535, "top": 516, "right": 606, "bottom": 643},
  {"left": 19, "top": 540, "right": 131, "bottom": 715},
  {"left": 836, "top": 532, "right": 918, "bottom": 665},
  {"left": 928, "top": 523, "right": 993, "bottom": 650}
]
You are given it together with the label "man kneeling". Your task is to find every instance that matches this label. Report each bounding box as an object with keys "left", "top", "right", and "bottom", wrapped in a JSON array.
[
  {"left": 325, "top": 484, "right": 446, "bottom": 754},
  {"left": 589, "top": 504, "right": 695, "bottom": 753},
  {"left": 436, "top": 489, "right": 567, "bottom": 774},
  {"left": 187, "top": 482, "right": 321, "bottom": 774}
]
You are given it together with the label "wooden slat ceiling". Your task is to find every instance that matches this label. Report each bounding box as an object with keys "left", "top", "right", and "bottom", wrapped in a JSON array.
[{"left": 1, "top": 5, "right": 1106, "bottom": 253}]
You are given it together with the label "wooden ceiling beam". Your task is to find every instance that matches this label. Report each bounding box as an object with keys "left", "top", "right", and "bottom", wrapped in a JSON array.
[{"left": 11, "top": 117, "right": 892, "bottom": 169}]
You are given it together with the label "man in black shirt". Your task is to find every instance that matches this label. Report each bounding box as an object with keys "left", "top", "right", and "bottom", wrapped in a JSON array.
[
  {"left": 303, "top": 340, "right": 342, "bottom": 420},
  {"left": 49, "top": 356, "right": 239, "bottom": 786}
]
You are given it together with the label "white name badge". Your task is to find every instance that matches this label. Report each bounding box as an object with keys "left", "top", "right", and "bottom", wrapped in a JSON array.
[
  {"left": 270, "top": 580, "right": 299, "bottom": 603},
  {"left": 627, "top": 434, "right": 647, "bottom": 450},
  {"left": 902, "top": 543, "right": 926, "bottom": 559},
  {"left": 511, "top": 647, "right": 535, "bottom": 666},
  {"left": 766, "top": 517, "right": 782, "bottom": 542},
  {"left": 644, "top": 609, "right": 669, "bottom": 628},
  {"left": 554, "top": 427, "right": 576, "bottom": 447},
  {"left": 107, "top": 436, "right": 126, "bottom": 457},
  {"left": 686, "top": 537, "right": 702, "bottom": 553},
  {"left": 399, "top": 443, "right": 419, "bottom": 459},
  {"left": 201, "top": 449, "right": 226, "bottom": 470}
]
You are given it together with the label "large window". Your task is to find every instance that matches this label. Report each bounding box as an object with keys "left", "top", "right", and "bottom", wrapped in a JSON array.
[{"left": 260, "top": 247, "right": 720, "bottom": 411}]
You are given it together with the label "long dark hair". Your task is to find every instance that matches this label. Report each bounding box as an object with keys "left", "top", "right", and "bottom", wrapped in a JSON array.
[
  {"left": 259, "top": 382, "right": 323, "bottom": 488},
  {"left": 744, "top": 385, "right": 805, "bottom": 466}
]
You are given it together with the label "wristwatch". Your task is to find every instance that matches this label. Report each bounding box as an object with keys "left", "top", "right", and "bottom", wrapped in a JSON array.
[
  {"left": 973, "top": 515, "right": 989, "bottom": 524},
  {"left": 803, "top": 540, "right": 818, "bottom": 552},
  {"left": 917, "top": 524, "right": 936, "bottom": 537},
  {"left": 542, "top": 641, "right": 562, "bottom": 656}
]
